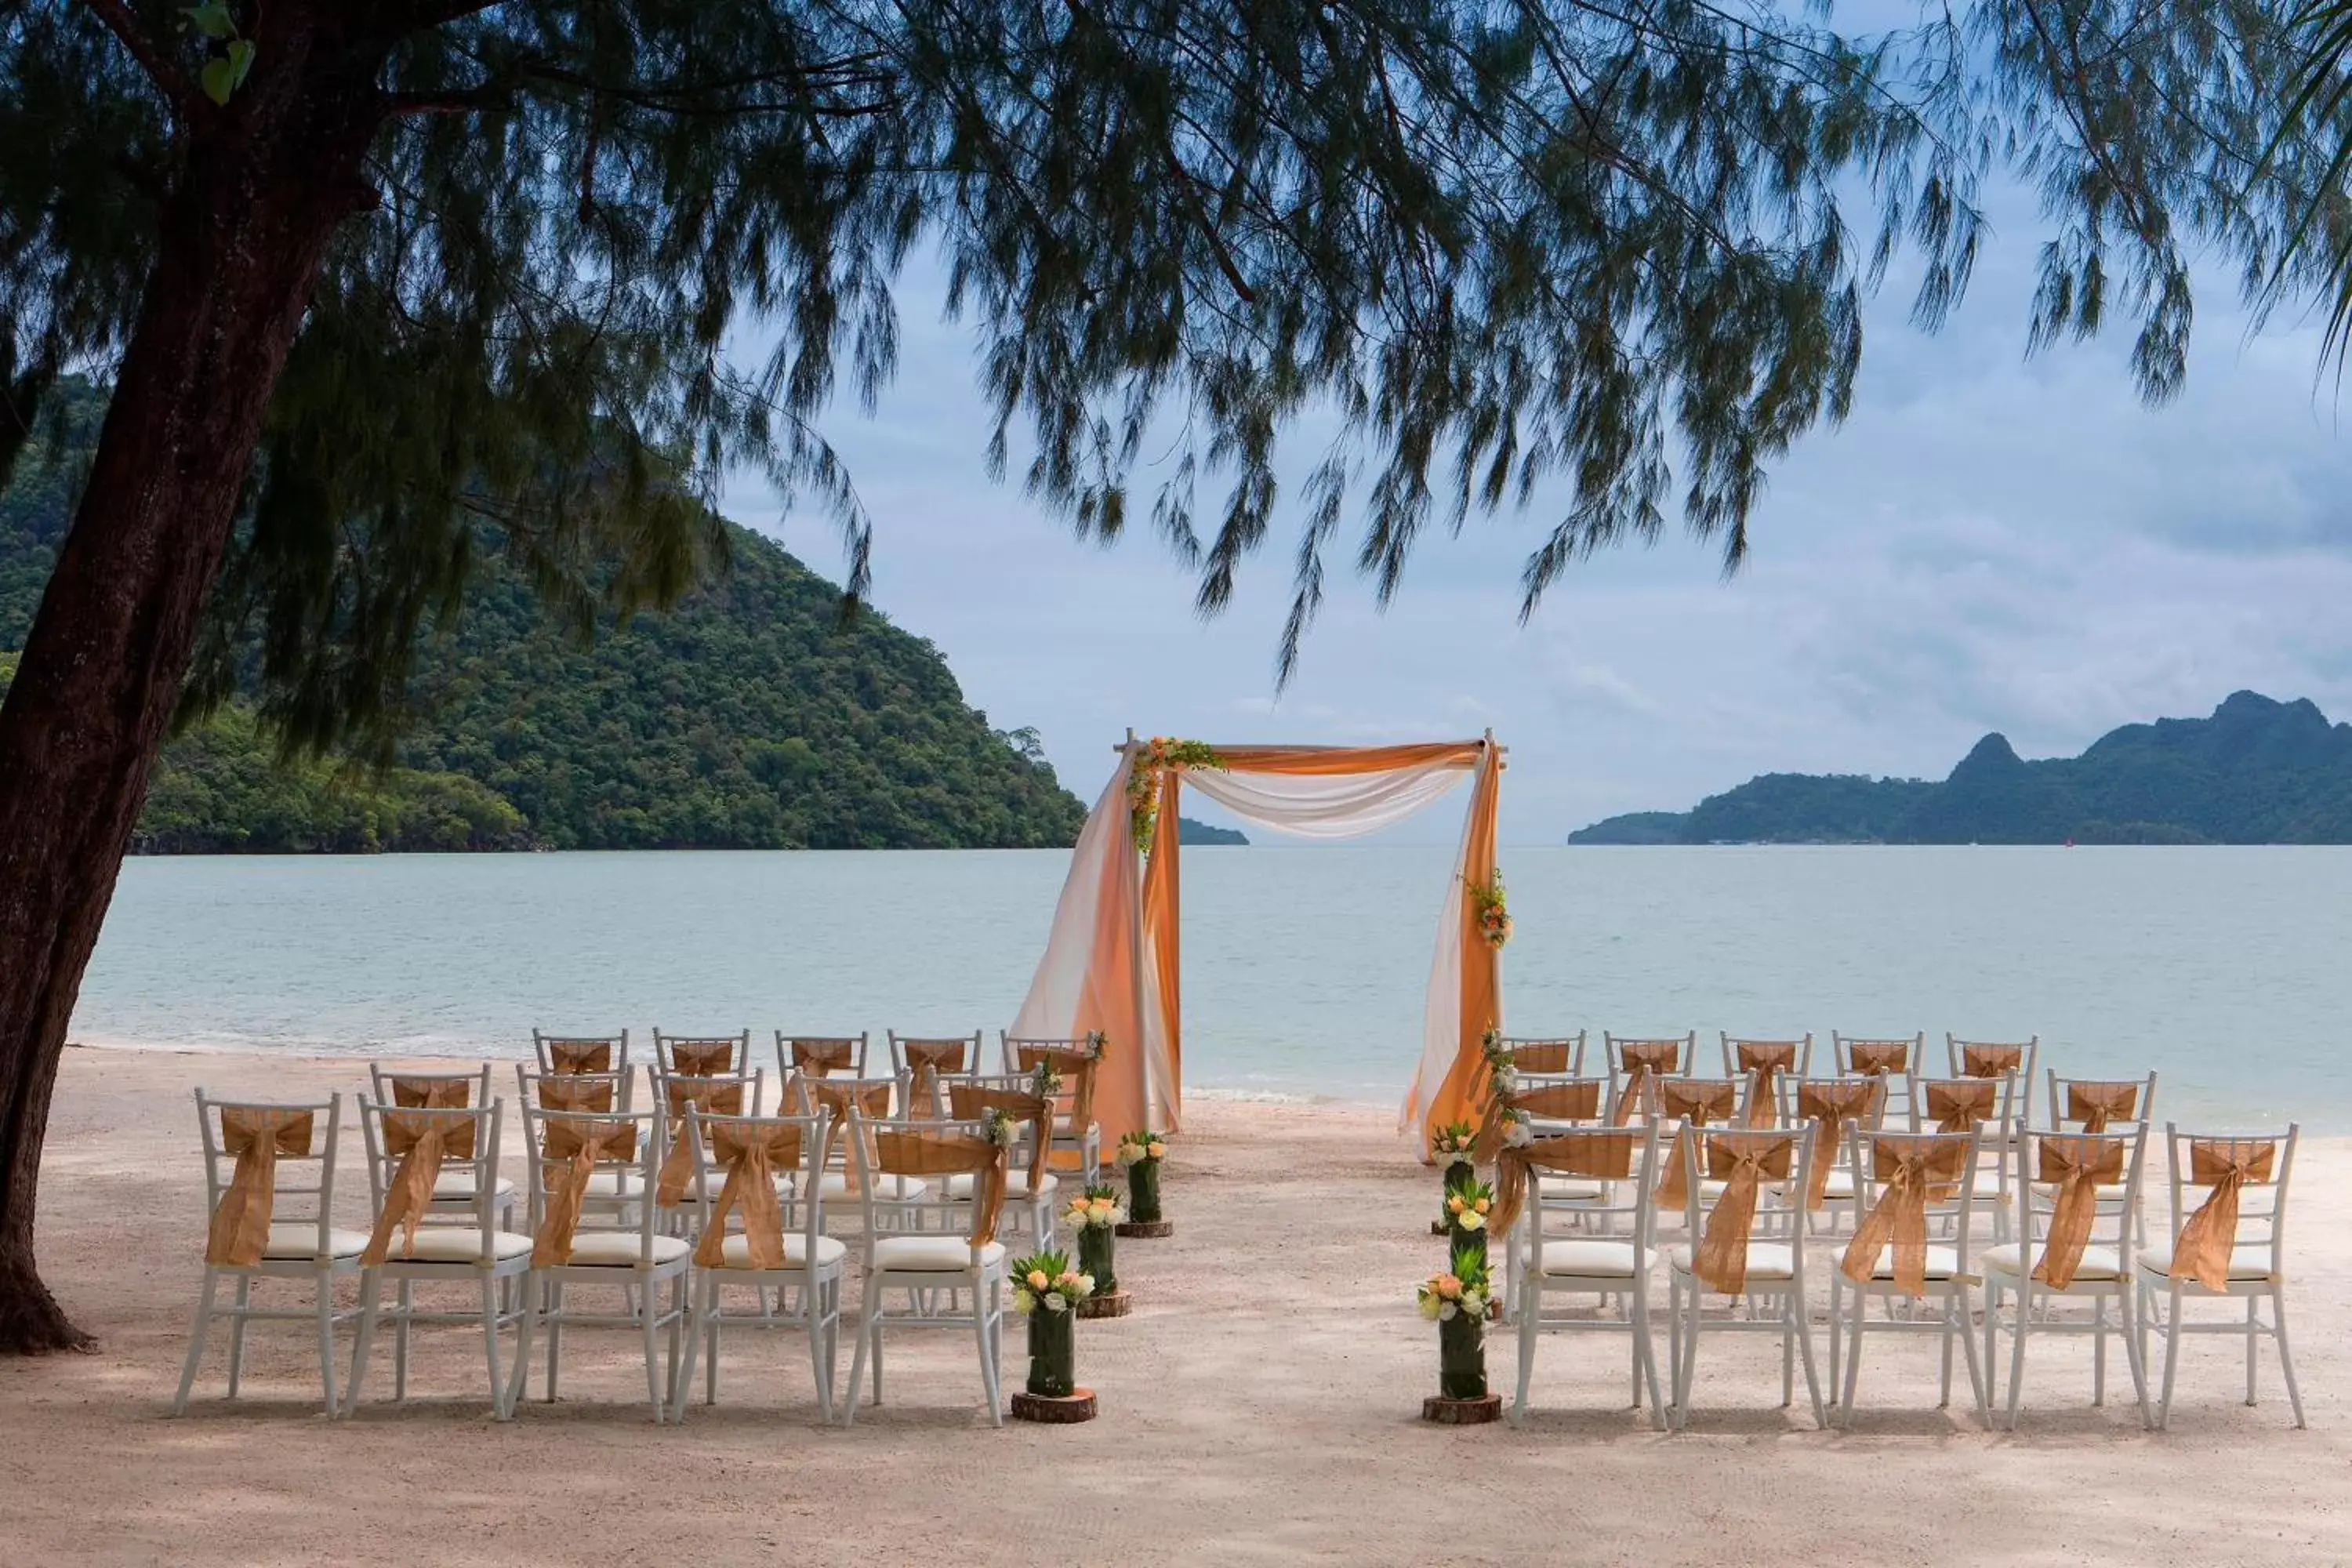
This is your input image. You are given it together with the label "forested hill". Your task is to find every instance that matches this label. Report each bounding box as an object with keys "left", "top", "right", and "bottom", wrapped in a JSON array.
[
  {"left": 0, "top": 381, "right": 1083, "bottom": 852},
  {"left": 1570, "top": 692, "right": 2352, "bottom": 845}
]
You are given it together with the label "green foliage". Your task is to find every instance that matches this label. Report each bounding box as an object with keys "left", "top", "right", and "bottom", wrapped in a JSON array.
[
  {"left": 1175, "top": 817, "right": 1246, "bottom": 846},
  {"left": 1570, "top": 693, "right": 2352, "bottom": 845},
  {"left": 0, "top": 380, "right": 1083, "bottom": 852}
]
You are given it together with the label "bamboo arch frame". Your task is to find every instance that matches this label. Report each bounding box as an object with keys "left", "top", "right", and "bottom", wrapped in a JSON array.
[{"left": 1010, "top": 731, "right": 1504, "bottom": 1149}]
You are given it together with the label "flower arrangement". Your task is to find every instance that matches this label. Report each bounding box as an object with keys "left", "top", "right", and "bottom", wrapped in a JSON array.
[
  {"left": 1064, "top": 1182, "right": 1125, "bottom": 1295},
  {"left": 1011, "top": 1249, "right": 1094, "bottom": 1399},
  {"left": 1127, "top": 737, "right": 1225, "bottom": 852},
  {"left": 1029, "top": 1058, "right": 1063, "bottom": 1099},
  {"left": 1116, "top": 1130, "right": 1170, "bottom": 1225},
  {"left": 1417, "top": 1247, "right": 1494, "bottom": 1323},
  {"left": 1012, "top": 1250, "right": 1098, "bottom": 1316},
  {"left": 1431, "top": 1120, "right": 1478, "bottom": 1171},
  {"left": 1443, "top": 1180, "right": 1495, "bottom": 1236},
  {"left": 1468, "top": 868, "right": 1512, "bottom": 949},
  {"left": 983, "top": 1109, "right": 1021, "bottom": 1146},
  {"left": 1418, "top": 1244, "right": 1494, "bottom": 1403},
  {"left": 1061, "top": 1185, "right": 1128, "bottom": 1232},
  {"left": 1114, "top": 1131, "right": 1168, "bottom": 1167}
]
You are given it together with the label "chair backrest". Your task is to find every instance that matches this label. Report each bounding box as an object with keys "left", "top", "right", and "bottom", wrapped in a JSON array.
[
  {"left": 1679, "top": 1127, "right": 1812, "bottom": 1293},
  {"left": 516, "top": 1103, "right": 663, "bottom": 1265},
  {"left": 1500, "top": 1033, "right": 1585, "bottom": 1076},
  {"left": 2046, "top": 1070, "right": 2157, "bottom": 1134},
  {"left": 1841, "top": 1127, "right": 1980, "bottom": 1289},
  {"left": 845, "top": 1115, "right": 1011, "bottom": 1263},
  {"left": 368, "top": 1062, "right": 492, "bottom": 1109},
  {"left": 358, "top": 1096, "right": 505, "bottom": 1261},
  {"left": 1605, "top": 1033, "right": 1690, "bottom": 1123},
  {"left": 2011, "top": 1123, "right": 2147, "bottom": 1287},
  {"left": 792, "top": 1077, "right": 900, "bottom": 1182},
  {"left": 1834, "top": 1032, "right": 1922, "bottom": 1076},
  {"left": 1907, "top": 1072, "right": 2019, "bottom": 1135},
  {"left": 1781, "top": 1074, "right": 1887, "bottom": 1209},
  {"left": 533, "top": 1029, "right": 630, "bottom": 1078},
  {"left": 1721, "top": 1033, "right": 1813, "bottom": 1083},
  {"left": 516, "top": 1065, "right": 631, "bottom": 1116},
  {"left": 652, "top": 1070, "right": 766, "bottom": 1207},
  {"left": 684, "top": 1107, "right": 829, "bottom": 1270},
  {"left": 1512, "top": 1076, "right": 1609, "bottom": 1126},
  {"left": 778, "top": 1032, "right": 869, "bottom": 1079},
  {"left": 1008, "top": 1037, "right": 1103, "bottom": 1130},
  {"left": 1650, "top": 1073, "right": 1752, "bottom": 1131},
  {"left": 194, "top": 1089, "right": 342, "bottom": 1265},
  {"left": 1505, "top": 1123, "right": 1659, "bottom": 1272},
  {"left": 890, "top": 1029, "right": 982, "bottom": 1077},
  {"left": 1947, "top": 1033, "right": 2038, "bottom": 1103},
  {"left": 2160, "top": 1123, "right": 2297, "bottom": 1285},
  {"left": 654, "top": 1029, "right": 750, "bottom": 1076}
]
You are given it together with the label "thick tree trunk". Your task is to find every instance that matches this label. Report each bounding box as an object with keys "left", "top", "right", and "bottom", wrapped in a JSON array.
[{"left": 0, "top": 45, "right": 384, "bottom": 1352}]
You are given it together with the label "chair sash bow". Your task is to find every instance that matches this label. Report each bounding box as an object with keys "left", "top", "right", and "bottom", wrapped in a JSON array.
[
  {"left": 1735, "top": 1043, "right": 1798, "bottom": 1127},
  {"left": 1491, "top": 1131, "right": 1636, "bottom": 1237},
  {"left": 1613, "top": 1041, "right": 1681, "bottom": 1125},
  {"left": 2031, "top": 1135, "right": 2127, "bottom": 1289},
  {"left": 1925, "top": 1079, "right": 1998, "bottom": 1134},
  {"left": 205, "top": 1109, "right": 315, "bottom": 1266},
  {"left": 691, "top": 1121, "right": 807, "bottom": 1270},
  {"left": 1691, "top": 1134, "right": 1796, "bottom": 1294},
  {"left": 669, "top": 1040, "right": 736, "bottom": 1076},
  {"left": 789, "top": 1038, "right": 856, "bottom": 1077},
  {"left": 536, "top": 1075, "right": 617, "bottom": 1112},
  {"left": 2172, "top": 1139, "right": 2275, "bottom": 1290},
  {"left": 546, "top": 1040, "right": 613, "bottom": 1074},
  {"left": 901, "top": 1040, "right": 967, "bottom": 1113},
  {"left": 1512, "top": 1040, "right": 1575, "bottom": 1074},
  {"left": 1015, "top": 1045, "right": 1102, "bottom": 1131},
  {"left": 362, "top": 1083, "right": 477, "bottom": 1265},
  {"left": 1797, "top": 1080, "right": 1879, "bottom": 1210},
  {"left": 1960, "top": 1044, "right": 2024, "bottom": 1078},
  {"left": 873, "top": 1129, "right": 1007, "bottom": 1248},
  {"left": 2065, "top": 1081, "right": 2139, "bottom": 1134},
  {"left": 1847, "top": 1041, "right": 1910, "bottom": 1076},
  {"left": 1653, "top": 1080, "right": 1740, "bottom": 1210},
  {"left": 532, "top": 1119, "right": 641, "bottom": 1265},
  {"left": 1838, "top": 1138, "right": 1969, "bottom": 1296},
  {"left": 947, "top": 1085, "right": 1053, "bottom": 1192},
  {"left": 656, "top": 1080, "right": 746, "bottom": 1207}
]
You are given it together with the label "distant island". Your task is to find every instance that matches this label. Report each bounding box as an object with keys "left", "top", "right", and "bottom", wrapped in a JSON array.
[
  {"left": 1178, "top": 818, "right": 1248, "bottom": 846},
  {"left": 2, "top": 379, "right": 1084, "bottom": 853},
  {"left": 1570, "top": 691, "right": 2352, "bottom": 845}
]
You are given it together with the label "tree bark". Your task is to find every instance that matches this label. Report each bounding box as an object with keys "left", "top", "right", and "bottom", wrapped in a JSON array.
[{"left": 0, "top": 36, "right": 385, "bottom": 1352}]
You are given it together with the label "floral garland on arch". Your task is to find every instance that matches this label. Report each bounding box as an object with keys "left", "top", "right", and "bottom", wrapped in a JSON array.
[
  {"left": 1468, "top": 867, "right": 1512, "bottom": 948},
  {"left": 1475, "top": 1026, "right": 1533, "bottom": 1158},
  {"left": 1127, "top": 737, "right": 1225, "bottom": 853}
]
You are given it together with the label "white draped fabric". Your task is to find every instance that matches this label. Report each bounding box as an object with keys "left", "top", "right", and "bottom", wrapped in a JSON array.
[
  {"left": 1180, "top": 763, "right": 1470, "bottom": 840},
  {"left": 1008, "top": 757, "right": 1144, "bottom": 1109}
]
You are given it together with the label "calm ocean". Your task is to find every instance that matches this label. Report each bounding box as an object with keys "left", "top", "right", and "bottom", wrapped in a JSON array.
[{"left": 71, "top": 845, "right": 2352, "bottom": 1129}]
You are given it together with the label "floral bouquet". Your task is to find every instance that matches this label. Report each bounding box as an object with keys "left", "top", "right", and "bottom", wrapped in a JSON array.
[
  {"left": 1416, "top": 1244, "right": 1494, "bottom": 1400},
  {"left": 1062, "top": 1183, "right": 1126, "bottom": 1294},
  {"left": 1116, "top": 1130, "right": 1169, "bottom": 1223},
  {"left": 1443, "top": 1178, "right": 1496, "bottom": 1265},
  {"left": 1011, "top": 1250, "right": 1096, "bottom": 1397},
  {"left": 1469, "top": 868, "right": 1512, "bottom": 949},
  {"left": 1431, "top": 1120, "right": 1478, "bottom": 1172},
  {"left": 1029, "top": 1058, "right": 1063, "bottom": 1100},
  {"left": 1127, "top": 738, "right": 1225, "bottom": 852}
]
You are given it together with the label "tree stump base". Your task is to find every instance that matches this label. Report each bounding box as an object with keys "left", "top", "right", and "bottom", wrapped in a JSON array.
[
  {"left": 1421, "top": 1393, "right": 1502, "bottom": 1425},
  {"left": 1116, "top": 1220, "right": 1174, "bottom": 1239},
  {"left": 1075, "top": 1289, "right": 1131, "bottom": 1319},
  {"left": 1429, "top": 1221, "right": 1447, "bottom": 1236},
  {"left": 1011, "top": 1388, "right": 1098, "bottom": 1423}
]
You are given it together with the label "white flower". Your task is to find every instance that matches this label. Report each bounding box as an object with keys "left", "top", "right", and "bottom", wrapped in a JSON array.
[
  {"left": 1013, "top": 1288, "right": 1036, "bottom": 1315},
  {"left": 1438, "top": 1301, "right": 1459, "bottom": 1322},
  {"left": 1454, "top": 1210, "right": 1485, "bottom": 1232},
  {"left": 1442, "top": 1150, "right": 1474, "bottom": 1171},
  {"left": 1073, "top": 1273, "right": 1095, "bottom": 1298},
  {"left": 1044, "top": 1292, "right": 1068, "bottom": 1312},
  {"left": 1491, "top": 1068, "right": 1519, "bottom": 1099},
  {"left": 1502, "top": 1114, "right": 1534, "bottom": 1149},
  {"left": 1417, "top": 1294, "right": 1443, "bottom": 1320},
  {"left": 1116, "top": 1144, "right": 1142, "bottom": 1167},
  {"left": 1461, "top": 1291, "right": 1487, "bottom": 1318}
]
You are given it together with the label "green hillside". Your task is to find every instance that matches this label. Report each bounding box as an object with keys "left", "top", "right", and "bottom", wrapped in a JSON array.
[
  {"left": 1569, "top": 692, "right": 2352, "bottom": 845},
  {"left": 1, "top": 382, "right": 1083, "bottom": 852}
]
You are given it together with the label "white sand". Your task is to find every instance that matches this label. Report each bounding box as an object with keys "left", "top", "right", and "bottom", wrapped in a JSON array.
[{"left": 2, "top": 1043, "right": 2343, "bottom": 1566}]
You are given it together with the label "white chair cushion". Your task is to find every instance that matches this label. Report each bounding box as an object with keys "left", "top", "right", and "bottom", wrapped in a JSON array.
[
  {"left": 1980, "top": 1243, "right": 2125, "bottom": 1281},
  {"left": 431, "top": 1173, "right": 517, "bottom": 1201},
  {"left": 872, "top": 1235, "right": 1005, "bottom": 1272},
  {"left": 1524, "top": 1240, "right": 1642, "bottom": 1278},
  {"left": 1858, "top": 1243, "right": 1962, "bottom": 1282},
  {"left": 2139, "top": 1243, "right": 2277, "bottom": 1283},
  {"left": 781, "top": 1172, "right": 931, "bottom": 1202},
  {"left": 714, "top": 1232, "right": 848, "bottom": 1269},
  {"left": 1534, "top": 1178, "right": 1608, "bottom": 1201},
  {"left": 376, "top": 1228, "right": 534, "bottom": 1263},
  {"left": 261, "top": 1223, "right": 371, "bottom": 1259},
  {"left": 582, "top": 1171, "right": 647, "bottom": 1199},
  {"left": 942, "top": 1171, "right": 1059, "bottom": 1200},
  {"left": 1667, "top": 1242, "right": 1795, "bottom": 1281},
  {"left": 556, "top": 1232, "right": 691, "bottom": 1267}
]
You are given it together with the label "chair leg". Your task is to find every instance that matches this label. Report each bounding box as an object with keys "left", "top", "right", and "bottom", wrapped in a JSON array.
[
  {"left": 1839, "top": 1294, "right": 1864, "bottom": 1423},
  {"left": 2245, "top": 1294, "right": 2260, "bottom": 1406},
  {"left": 346, "top": 1269, "right": 382, "bottom": 1417},
  {"left": 2272, "top": 1285, "right": 2307, "bottom": 1430},
  {"left": 226, "top": 1275, "right": 252, "bottom": 1398},
  {"left": 2005, "top": 1283, "right": 2030, "bottom": 1429},
  {"left": 1509, "top": 1290, "right": 1536, "bottom": 1427},
  {"left": 1958, "top": 1289, "right": 1991, "bottom": 1424},
  {"left": 1825, "top": 1275, "right": 1841, "bottom": 1401},
  {"left": 843, "top": 1292, "right": 875, "bottom": 1427},
  {"left": 973, "top": 1276, "right": 1000, "bottom": 1425},
  {"left": 394, "top": 1278, "right": 413, "bottom": 1402},
  {"left": 809, "top": 1277, "right": 834, "bottom": 1425},
  {"left": 1635, "top": 1280, "right": 1666, "bottom": 1432},
  {"left": 315, "top": 1269, "right": 340, "bottom": 1417},
  {"left": 641, "top": 1276, "right": 666, "bottom": 1422},
  {"left": 1780, "top": 1301, "right": 1796, "bottom": 1409},
  {"left": 2120, "top": 1287, "right": 2153, "bottom": 1428},
  {"left": 480, "top": 1272, "right": 505, "bottom": 1420},
  {"left": 1937, "top": 1297, "right": 1957, "bottom": 1409},
  {"left": 504, "top": 1275, "right": 539, "bottom": 1416},
  {"left": 2157, "top": 1283, "right": 2182, "bottom": 1430},
  {"left": 546, "top": 1278, "right": 564, "bottom": 1401},
  {"left": 704, "top": 1281, "right": 721, "bottom": 1408},
  {"left": 173, "top": 1269, "right": 220, "bottom": 1414},
  {"left": 1792, "top": 1297, "right": 1827, "bottom": 1428},
  {"left": 2092, "top": 1295, "right": 2107, "bottom": 1407}
]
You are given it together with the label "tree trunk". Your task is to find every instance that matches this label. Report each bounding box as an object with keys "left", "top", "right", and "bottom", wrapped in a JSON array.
[{"left": 0, "top": 44, "right": 383, "bottom": 1352}]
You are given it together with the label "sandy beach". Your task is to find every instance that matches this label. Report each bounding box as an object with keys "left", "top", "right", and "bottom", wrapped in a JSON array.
[{"left": 2, "top": 1042, "right": 2343, "bottom": 1566}]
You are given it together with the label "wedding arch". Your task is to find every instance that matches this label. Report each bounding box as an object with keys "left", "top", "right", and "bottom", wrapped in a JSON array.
[{"left": 1009, "top": 732, "right": 1505, "bottom": 1148}]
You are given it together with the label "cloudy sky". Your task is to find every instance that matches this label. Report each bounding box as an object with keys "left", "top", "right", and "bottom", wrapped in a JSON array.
[{"left": 720, "top": 181, "right": 2352, "bottom": 847}]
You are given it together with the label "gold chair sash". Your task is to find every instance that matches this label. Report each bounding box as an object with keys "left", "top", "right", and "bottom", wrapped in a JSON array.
[
  {"left": 361, "top": 1102, "right": 478, "bottom": 1265},
  {"left": 1690, "top": 1132, "right": 1798, "bottom": 1295},
  {"left": 536, "top": 1075, "right": 617, "bottom": 1112},
  {"left": 691, "top": 1121, "right": 808, "bottom": 1270},
  {"left": 800, "top": 1081, "right": 895, "bottom": 1192},
  {"left": 1653, "top": 1080, "right": 1741, "bottom": 1210},
  {"left": 1960, "top": 1043, "right": 2024, "bottom": 1078},
  {"left": 1797, "top": 1080, "right": 1880, "bottom": 1210},
  {"left": 2065, "top": 1081, "right": 2140, "bottom": 1134},
  {"left": 546, "top": 1040, "right": 613, "bottom": 1074},
  {"left": 205, "top": 1108, "right": 315, "bottom": 1266},
  {"left": 669, "top": 1040, "right": 736, "bottom": 1076},
  {"left": 1838, "top": 1136, "right": 1970, "bottom": 1297},
  {"left": 655, "top": 1079, "right": 746, "bottom": 1207},
  {"left": 1847, "top": 1040, "right": 1911, "bottom": 1076},
  {"left": 1613, "top": 1040, "right": 1682, "bottom": 1126},
  {"left": 1924, "top": 1079, "right": 1998, "bottom": 1134},
  {"left": 901, "top": 1039, "right": 968, "bottom": 1112},
  {"left": 1491, "top": 1131, "right": 1637, "bottom": 1236},
  {"left": 789, "top": 1037, "right": 857, "bottom": 1077},
  {"left": 1512, "top": 1040, "right": 1575, "bottom": 1074},
  {"left": 1735, "top": 1043, "right": 1798, "bottom": 1127},
  {"left": 532, "top": 1118, "right": 641, "bottom": 1266},
  {"left": 947, "top": 1084, "right": 1054, "bottom": 1191},
  {"left": 2172, "top": 1138, "right": 2276, "bottom": 1290},
  {"left": 1513, "top": 1080, "right": 1602, "bottom": 1121},
  {"left": 873, "top": 1128, "right": 1007, "bottom": 1248},
  {"left": 389, "top": 1076, "right": 477, "bottom": 1109},
  {"left": 1014, "top": 1045, "right": 1101, "bottom": 1131},
  {"left": 2031, "top": 1134, "right": 2128, "bottom": 1289}
]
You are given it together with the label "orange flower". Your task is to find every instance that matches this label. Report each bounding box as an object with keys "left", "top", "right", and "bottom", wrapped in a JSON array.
[{"left": 1436, "top": 1274, "right": 1463, "bottom": 1299}]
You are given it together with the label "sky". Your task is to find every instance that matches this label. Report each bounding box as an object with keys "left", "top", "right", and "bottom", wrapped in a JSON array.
[{"left": 718, "top": 183, "right": 2352, "bottom": 848}]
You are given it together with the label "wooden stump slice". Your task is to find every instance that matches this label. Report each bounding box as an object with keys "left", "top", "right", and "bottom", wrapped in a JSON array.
[
  {"left": 1421, "top": 1393, "right": 1503, "bottom": 1425},
  {"left": 1075, "top": 1289, "right": 1132, "bottom": 1319},
  {"left": 1116, "top": 1220, "right": 1174, "bottom": 1239},
  {"left": 1011, "top": 1388, "right": 1098, "bottom": 1423},
  {"left": 1429, "top": 1220, "right": 1448, "bottom": 1236}
]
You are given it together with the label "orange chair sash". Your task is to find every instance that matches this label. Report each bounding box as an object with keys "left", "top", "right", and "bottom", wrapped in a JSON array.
[
  {"left": 1511, "top": 1040, "right": 1576, "bottom": 1074},
  {"left": 1796, "top": 1080, "right": 1880, "bottom": 1210},
  {"left": 361, "top": 1085, "right": 477, "bottom": 1265},
  {"left": 1492, "top": 1131, "right": 1637, "bottom": 1236},
  {"left": 1838, "top": 1137, "right": 1969, "bottom": 1296},
  {"left": 1960, "top": 1044, "right": 2024, "bottom": 1078},
  {"left": 2031, "top": 1135, "right": 2128, "bottom": 1289},
  {"left": 2066, "top": 1081, "right": 2140, "bottom": 1134},
  {"left": 2172, "top": 1138, "right": 2276, "bottom": 1290},
  {"left": 691, "top": 1121, "right": 808, "bottom": 1270},
  {"left": 1734, "top": 1043, "right": 1798, "bottom": 1127},
  {"left": 948, "top": 1084, "right": 1054, "bottom": 1191},
  {"left": 655, "top": 1079, "right": 746, "bottom": 1207},
  {"left": 532, "top": 1119, "right": 641, "bottom": 1265},
  {"left": 1847, "top": 1040, "right": 1911, "bottom": 1076},
  {"left": 546, "top": 1040, "right": 613, "bottom": 1074},
  {"left": 901, "top": 1039, "right": 968, "bottom": 1112},
  {"left": 1690, "top": 1133, "right": 1797, "bottom": 1294},
  {"left": 205, "top": 1108, "right": 315, "bottom": 1266},
  {"left": 1613, "top": 1041, "right": 1682, "bottom": 1125},
  {"left": 669, "top": 1040, "right": 737, "bottom": 1076},
  {"left": 1924, "top": 1079, "right": 1998, "bottom": 1134},
  {"left": 873, "top": 1129, "right": 1007, "bottom": 1248},
  {"left": 1653, "top": 1080, "right": 1741, "bottom": 1209}
]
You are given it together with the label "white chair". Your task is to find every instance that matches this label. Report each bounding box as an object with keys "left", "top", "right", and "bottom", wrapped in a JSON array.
[
  {"left": 364, "top": 1065, "right": 517, "bottom": 1233},
  {"left": 1005, "top": 1036, "right": 1105, "bottom": 1185},
  {"left": 1946, "top": 1034, "right": 2038, "bottom": 1127},
  {"left": 533, "top": 1029, "right": 630, "bottom": 1083},
  {"left": 1908, "top": 1073, "right": 2020, "bottom": 1240},
  {"left": 1664, "top": 1125, "right": 1826, "bottom": 1428},
  {"left": 654, "top": 1029, "right": 751, "bottom": 1076},
  {"left": 1781, "top": 1074, "right": 1888, "bottom": 1236},
  {"left": 671, "top": 1106, "right": 846, "bottom": 1422},
  {"left": 2048, "top": 1070, "right": 2158, "bottom": 1134},
  {"left": 173, "top": 1091, "right": 365, "bottom": 1415},
  {"left": 890, "top": 1029, "right": 983, "bottom": 1085},
  {"left": 1835, "top": 1032, "right": 1922, "bottom": 1125},
  {"left": 650, "top": 1069, "right": 765, "bottom": 1229},
  {"left": 945, "top": 1078, "right": 1063, "bottom": 1243},
  {"left": 1506, "top": 1123, "right": 1666, "bottom": 1428},
  {"left": 2137, "top": 1123, "right": 2303, "bottom": 1430},
  {"left": 1980, "top": 1124, "right": 2153, "bottom": 1428},
  {"left": 1720, "top": 1035, "right": 1809, "bottom": 1120},
  {"left": 508, "top": 1104, "right": 693, "bottom": 1421},
  {"left": 348, "top": 1096, "right": 533, "bottom": 1416},
  {"left": 790, "top": 1077, "right": 924, "bottom": 1223},
  {"left": 1829, "top": 1128, "right": 1989, "bottom": 1425},
  {"left": 841, "top": 1116, "right": 1013, "bottom": 1426},
  {"left": 516, "top": 1069, "right": 646, "bottom": 1229},
  {"left": 1603, "top": 1033, "right": 1691, "bottom": 1124},
  {"left": 779, "top": 1032, "right": 870, "bottom": 1080},
  {"left": 1499, "top": 1033, "right": 1586, "bottom": 1076}
]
